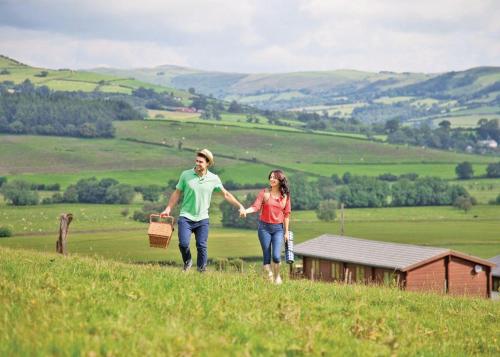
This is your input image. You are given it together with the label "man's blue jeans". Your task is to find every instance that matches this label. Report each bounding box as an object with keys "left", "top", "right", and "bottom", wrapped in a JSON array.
[
  {"left": 177, "top": 216, "right": 209, "bottom": 270},
  {"left": 257, "top": 220, "right": 283, "bottom": 264}
]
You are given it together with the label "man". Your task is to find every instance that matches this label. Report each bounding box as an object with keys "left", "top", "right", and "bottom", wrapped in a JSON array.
[{"left": 162, "top": 149, "right": 246, "bottom": 272}]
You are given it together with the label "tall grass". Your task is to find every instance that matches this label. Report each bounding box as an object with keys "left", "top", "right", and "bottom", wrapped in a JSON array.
[{"left": 0, "top": 247, "right": 498, "bottom": 356}]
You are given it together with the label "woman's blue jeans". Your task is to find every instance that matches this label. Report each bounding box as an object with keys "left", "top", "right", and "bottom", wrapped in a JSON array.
[
  {"left": 258, "top": 220, "right": 283, "bottom": 264},
  {"left": 177, "top": 216, "right": 209, "bottom": 270}
]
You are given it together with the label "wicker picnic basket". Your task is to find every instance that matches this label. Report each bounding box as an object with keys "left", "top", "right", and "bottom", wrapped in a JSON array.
[{"left": 148, "top": 214, "right": 175, "bottom": 249}]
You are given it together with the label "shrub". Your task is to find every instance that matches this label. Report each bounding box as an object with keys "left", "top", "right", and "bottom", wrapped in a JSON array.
[
  {"left": 316, "top": 200, "right": 337, "bottom": 222},
  {"left": 455, "top": 162, "right": 474, "bottom": 179},
  {"left": 213, "top": 257, "right": 229, "bottom": 271},
  {"left": 0, "top": 226, "right": 12, "bottom": 237},
  {"left": 453, "top": 196, "right": 473, "bottom": 213},
  {"left": 229, "top": 258, "right": 244, "bottom": 272},
  {"left": 1, "top": 180, "right": 39, "bottom": 205},
  {"left": 486, "top": 162, "right": 500, "bottom": 178},
  {"left": 121, "top": 208, "right": 130, "bottom": 217},
  {"left": 0, "top": 176, "right": 7, "bottom": 187}
]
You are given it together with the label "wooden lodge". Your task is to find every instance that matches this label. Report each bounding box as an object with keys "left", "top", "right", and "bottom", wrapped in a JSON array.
[
  {"left": 293, "top": 235, "right": 496, "bottom": 299},
  {"left": 488, "top": 255, "right": 500, "bottom": 300}
]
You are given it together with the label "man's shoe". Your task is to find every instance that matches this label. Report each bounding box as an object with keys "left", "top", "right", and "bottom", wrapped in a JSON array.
[
  {"left": 183, "top": 259, "right": 192, "bottom": 272},
  {"left": 197, "top": 266, "right": 207, "bottom": 273}
]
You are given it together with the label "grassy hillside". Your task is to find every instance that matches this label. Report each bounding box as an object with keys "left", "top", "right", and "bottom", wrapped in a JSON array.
[
  {"left": 1, "top": 247, "right": 499, "bottom": 356},
  {"left": 0, "top": 54, "right": 191, "bottom": 100},
  {"left": 92, "top": 63, "right": 500, "bottom": 128},
  {"left": 1, "top": 117, "right": 498, "bottom": 186}
]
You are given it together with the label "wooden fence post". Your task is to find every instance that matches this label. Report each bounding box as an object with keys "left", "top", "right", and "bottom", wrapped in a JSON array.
[{"left": 56, "top": 213, "right": 73, "bottom": 255}]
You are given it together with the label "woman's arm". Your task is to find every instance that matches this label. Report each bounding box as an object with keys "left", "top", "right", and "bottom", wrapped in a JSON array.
[{"left": 245, "top": 189, "right": 265, "bottom": 215}]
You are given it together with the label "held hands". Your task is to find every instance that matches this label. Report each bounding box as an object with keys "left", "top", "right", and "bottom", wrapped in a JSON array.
[{"left": 239, "top": 206, "right": 247, "bottom": 218}]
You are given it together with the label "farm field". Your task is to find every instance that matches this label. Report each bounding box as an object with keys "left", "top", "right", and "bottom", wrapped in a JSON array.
[
  {"left": 0, "top": 56, "right": 190, "bottom": 99},
  {"left": 1, "top": 247, "right": 499, "bottom": 356},
  {"left": 1, "top": 203, "right": 499, "bottom": 262},
  {"left": 114, "top": 120, "right": 497, "bottom": 166}
]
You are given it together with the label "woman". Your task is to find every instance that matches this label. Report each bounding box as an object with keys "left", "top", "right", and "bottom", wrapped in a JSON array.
[{"left": 244, "top": 170, "right": 291, "bottom": 284}]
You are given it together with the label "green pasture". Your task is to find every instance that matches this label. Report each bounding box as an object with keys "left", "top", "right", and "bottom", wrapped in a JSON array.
[
  {"left": 1, "top": 247, "right": 498, "bottom": 356},
  {"left": 5, "top": 163, "right": 276, "bottom": 189},
  {"left": 115, "top": 120, "right": 496, "bottom": 166},
  {"left": 286, "top": 162, "right": 491, "bottom": 179},
  {"left": 457, "top": 178, "right": 500, "bottom": 204},
  {"left": 373, "top": 96, "right": 413, "bottom": 104},
  {"left": 0, "top": 59, "right": 187, "bottom": 97},
  {"left": 0, "top": 134, "right": 210, "bottom": 175},
  {"left": 430, "top": 114, "right": 500, "bottom": 128},
  {"left": 1, "top": 203, "right": 499, "bottom": 261}
]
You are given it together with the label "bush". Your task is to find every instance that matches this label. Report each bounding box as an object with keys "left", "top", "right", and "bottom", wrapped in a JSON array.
[
  {"left": 316, "top": 200, "right": 337, "bottom": 221},
  {"left": 378, "top": 173, "right": 398, "bottom": 182},
  {"left": 455, "top": 162, "right": 474, "bottom": 179},
  {"left": 486, "top": 162, "right": 500, "bottom": 178},
  {"left": 141, "top": 185, "right": 164, "bottom": 202},
  {"left": 453, "top": 196, "right": 474, "bottom": 213},
  {"left": 0, "top": 176, "right": 7, "bottom": 187},
  {"left": 229, "top": 258, "right": 244, "bottom": 272},
  {"left": 213, "top": 257, "right": 229, "bottom": 271},
  {"left": 0, "top": 226, "right": 12, "bottom": 237},
  {"left": 121, "top": 208, "right": 130, "bottom": 217},
  {"left": 1, "top": 180, "right": 39, "bottom": 205}
]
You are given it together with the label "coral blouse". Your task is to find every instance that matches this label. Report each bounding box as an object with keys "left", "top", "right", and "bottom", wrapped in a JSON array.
[{"left": 251, "top": 188, "right": 291, "bottom": 224}]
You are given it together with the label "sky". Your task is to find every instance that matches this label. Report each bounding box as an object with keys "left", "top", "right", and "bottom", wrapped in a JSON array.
[{"left": 0, "top": 0, "right": 499, "bottom": 73}]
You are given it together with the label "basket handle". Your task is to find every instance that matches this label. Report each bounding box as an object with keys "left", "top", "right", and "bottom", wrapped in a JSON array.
[{"left": 150, "top": 214, "right": 175, "bottom": 224}]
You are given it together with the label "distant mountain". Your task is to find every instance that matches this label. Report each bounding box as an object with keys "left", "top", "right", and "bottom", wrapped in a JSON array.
[{"left": 92, "top": 64, "right": 500, "bottom": 127}]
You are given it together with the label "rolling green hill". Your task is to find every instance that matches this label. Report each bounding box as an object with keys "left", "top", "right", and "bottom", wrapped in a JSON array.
[
  {"left": 92, "top": 63, "right": 500, "bottom": 128},
  {"left": 0, "top": 54, "right": 191, "bottom": 100},
  {"left": 1, "top": 247, "right": 498, "bottom": 356}
]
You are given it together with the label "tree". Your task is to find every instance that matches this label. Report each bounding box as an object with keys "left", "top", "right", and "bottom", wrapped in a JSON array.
[
  {"left": 316, "top": 200, "right": 337, "bottom": 221},
  {"left": 228, "top": 100, "right": 242, "bottom": 113},
  {"left": 486, "top": 162, "right": 500, "bottom": 178},
  {"left": 384, "top": 119, "right": 400, "bottom": 133},
  {"left": 141, "top": 185, "right": 164, "bottom": 202},
  {"left": 453, "top": 196, "right": 473, "bottom": 213},
  {"left": 290, "top": 174, "right": 321, "bottom": 210},
  {"left": 220, "top": 194, "right": 258, "bottom": 229},
  {"left": 455, "top": 162, "right": 474, "bottom": 179},
  {"left": 1, "top": 180, "right": 39, "bottom": 205},
  {"left": 438, "top": 120, "right": 451, "bottom": 130}
]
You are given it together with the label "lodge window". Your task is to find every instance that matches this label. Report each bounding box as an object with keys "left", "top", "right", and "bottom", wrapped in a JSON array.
[
  {"left": 331, "top": 262, "right": 342, "bottom": 281},
  {"left": 356, "top": 266, "right": 365, "bottom": 282},
  {"left": 383, "top": 271, "right": 395, "bottom": 285},
  {"left": 494, "top": 278, "right": 500, "bottom": 293},
  {"left": 312, "top": 259, "right": 320, "bottom": 278}
]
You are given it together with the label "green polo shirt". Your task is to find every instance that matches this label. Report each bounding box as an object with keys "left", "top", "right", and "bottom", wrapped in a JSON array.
[{"left": 176, "top": 168, "right": 224, "bottom": 221}]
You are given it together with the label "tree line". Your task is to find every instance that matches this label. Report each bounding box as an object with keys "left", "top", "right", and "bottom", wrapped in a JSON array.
[{"left": 0, "top": 80, "right": 141, "bottom": 138}]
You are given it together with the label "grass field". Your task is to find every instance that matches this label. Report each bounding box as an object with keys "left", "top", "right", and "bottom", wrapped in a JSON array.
[
  {"left": 1, "top": 247, "right": 499, "bottom": 356},
  {"left": 1, "top": 202, "right": 499, "bottom": 261},
  {"left": 0, "top": 56, "right": 189, "bottom": 99},
  {"left": 115, "top": 120, "right": 497, "bottom": 166}
]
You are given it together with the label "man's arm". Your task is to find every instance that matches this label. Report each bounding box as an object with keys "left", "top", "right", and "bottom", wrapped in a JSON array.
[
  {"left": 161, "top": 189, "right": 181, "bottom": 216},
  {"left": 219, "top": 187, "right": 246, "bottom": 217}
]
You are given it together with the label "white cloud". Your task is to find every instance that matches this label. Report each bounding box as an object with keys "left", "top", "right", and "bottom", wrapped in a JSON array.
[
  {"left": 0, "top": 27, "right": 188, "bottom": 69},
  {"left": 0, "top": 0, "right": 499, "bottom": 72}
]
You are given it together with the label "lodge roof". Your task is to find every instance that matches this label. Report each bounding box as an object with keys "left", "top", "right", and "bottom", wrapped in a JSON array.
[{"left": 294, "top": 234, "right": 495, "bottom": 272}]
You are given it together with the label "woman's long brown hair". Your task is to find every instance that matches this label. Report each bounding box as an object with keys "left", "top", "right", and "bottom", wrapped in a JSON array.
[{"left": 269, "top": 169, "right": 290, "bottom": 197}]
